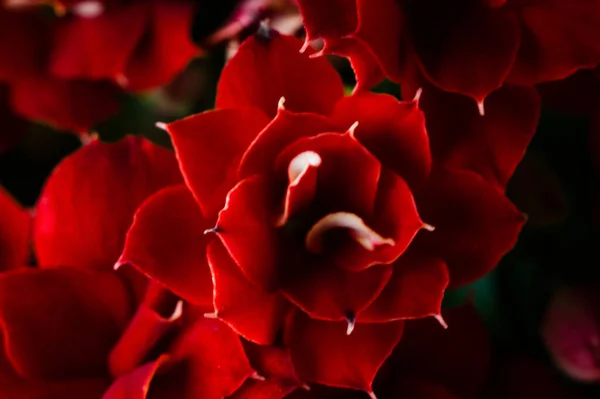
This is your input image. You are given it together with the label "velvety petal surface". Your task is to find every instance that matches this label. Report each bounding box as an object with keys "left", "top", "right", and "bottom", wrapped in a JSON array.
[
  {"left": 34, "top": 136, "right": 182, "bottom": 271},
  {"left": 10, "top": 78, "right": 120, "bottom": 132},
  {"left": 148, "top": 318, "right": 255, "bottom": 399},
  {"left": 285, "top": 310, "right": 404, "bottom": 393},
  {"left": 354, "top": 0, "right": 404, "bottom": 83},
  {"left": 332, "top": 92, "right": 431, "bottom": 189},
  {"left": 50, "top": 2, "right": 148, "bottom": 81},
  {"left": 274, "top": 132, "right": 381, "bottom": 217},
  {"left": 295, "top": 0, "right": 357, "bottom": 42},
  {"left": 0, "top": 10, "right": 45, "bottom": 81},
  {"left": 0, "top": 187, "right": 30, "bottom": 271},
  {"left": 167, "top": 108, "right": 270, "bottom": 217},
  {"left": 216, "top": 32, "right": 344, "bottom": 118},
  {"left": 118, "top": 185, "right": 213, "bottom": 308},
  {"left": 409, "top": 84, "right": 540, "bottom": 188},
  {"left": 123, "top": 0, "right": 199, "bottom": 91},
  {"left": 405, "top": 0, "right": 520, "bottom": 102},
  {"left": 508, "top": 1, "right": 600, "bottom": 85},
  {"left": 238, "top": 110, "right": 340, "bottom": 179},
  {"left": 359, "top": 253, "right": 448, "bottom": 322},
  {"left": 0, "top": 267, "right": 132, "bottom": 380},
  {"left": 413, "top": 167, "right": 525, "bottom": 287},
  {"left": 207, "top": 240, "right": 290, "bottom": 345}
]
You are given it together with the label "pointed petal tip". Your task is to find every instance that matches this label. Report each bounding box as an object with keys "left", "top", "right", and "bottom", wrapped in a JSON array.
[
  {"left": 477, "top": 100, "right": 485, "bottom": 116},
  {"left": 115, "top": 73, "right": 129, "bottom": 87},
  {"left": 250, "top": 372, "right": 267, "bottom": 381},
  {"left": 309, "top": 49, "right": 326, "bottom": 59},
  {"left": 434, "top": 313, "right": 448, "bottom": 329},
  {"left": 413, "top": 88, "right": 423, "bottom": 105},
  {"left": 113, "top": 259, "right": 124, "bottom": 271},
  {"left": 300, "top": 37, "right": 311, "bottom": 53},
  {"left": 347, "top": 121, "right": 359, "bottom": 137},
  {"left": 345, "top": 310, "right": 356, "bottom": 335},
  {"left": 422, "top": 223, "right": 435, "bottom": 232},
  {"left": 204, "top": 226, "right": 220, "bottom": 235},
  {"left": 155, "top": 122, "right": 168, "bottom": 131},
  {"left": 278, "top": 96, "right": 286, "bottom": 111},
  {"left": 368, "top": 391, "right": 378, "bottom": 399}
]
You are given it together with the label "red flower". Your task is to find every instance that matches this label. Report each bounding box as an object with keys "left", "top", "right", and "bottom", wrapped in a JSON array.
[
  {"left": 1, "top": 134, "right": 295, "bottom": 398},
  {"left": 296, "top": 0, "right": 600, "bottom": 104},
  {"left": 0, "top": 187, "right": 30, "bottom": 271},
  {"left": 117, "top": 31, "right": 526, "bottom": 394}
]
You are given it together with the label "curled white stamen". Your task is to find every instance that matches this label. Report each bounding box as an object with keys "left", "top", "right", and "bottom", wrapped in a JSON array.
[{"left": 305, "top": 212, "right": 395, "bottom": 253}]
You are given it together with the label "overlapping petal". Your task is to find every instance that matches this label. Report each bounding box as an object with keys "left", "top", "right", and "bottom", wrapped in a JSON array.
[
  {"left": 118, "top": 185, "right": 213, "bottom": 308},
  {"left": 34, "top": 136, "right": 182, "bottom": 270},
  {"left": 0, "top": 187, "right": 30, "bottom": 271},
  {"left": 216, "top": 31, "right": 344, "bottom": 118}
]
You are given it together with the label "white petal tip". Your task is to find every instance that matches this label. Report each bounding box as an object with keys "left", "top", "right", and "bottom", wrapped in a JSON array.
[
  {"left": 278, "top": 96, "right": 286, "bottom": 111},
  {"left": 155, "top": 122, "right": 168, "bottom": 131},
  {"left": 115, "top": 74, "right": 129, "bottom": 87},
  {"left": 309, "top": 49, "right": 325, "bottom": 59},
  {"left": 346, "top": 311, "right": 356, "bottom": 335},
  {"left": 423, "top": 223, "right": 435, "bottom": 232},
  {"left": 113, "top": 260, "right": 124, "bottom": 271},
  {"left": 434, "top": 314, "right": 448, "bottom": 329},
  {"left": 347, "top": 121, "right": 359, "bottom": 137},
  {"left": 300, "top": 38, "right": 311, "bottom": 53},
  {"left": 477, "top": 101, "right": 485, "bottom": 116},
  {"left": 203, "top": 312, "right": 219, "bottom": 319},
  {"left": 368, "top": 391, "right": 378, "bottom": 399},
  {"left": 413, "top": 88, "right": 423, "bottom": 104},
  {"left": 251, "top": 372, "right": 266, "bottom": 381}
]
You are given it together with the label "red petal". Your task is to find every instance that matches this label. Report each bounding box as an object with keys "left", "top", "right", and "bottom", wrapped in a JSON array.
[
  {"left": 326, "top": 37, "right": 385, "bottom": 93},
  {"left": 150, "top": 318, "right": 255, "bottom": 399},
  {"left": 354, "top": 0, "right": 404, "bottom": 82},
  {"left": 405, "top": 2, "right": 520, "bottom": 102},
  {"left": 0, "top": 187, "right": 30, "bottom": 271},
  {"left": 409, "top": 84, "right": 540, "bottom": 189},
  {"left": 215, "top": 175, "right": 281, "bottom": 291},
  {"left": 10, "top": 77, "right": 120, "bottom": 132},
  {"left": 0, "top": 10, "right": 46, "bottom": 81},
  {"left": 108, "top": 300, "right": 182, "bottom": 378},
  {"left": 389, "top": 305, "right": 491, "bottom": 399},
  {"left": 34, "top": 136, "right": 182, "bottom": 271},
  {"left": 208, "top": 238, "right": 289, "bottom": 345},
  {"left": 414, "top": 167, "right": 525, "bottom": 287},
  {"left": 123, "top": 0, "right": 200, "bottom": 92},
  {"left": 359, "top": 253, "right": 448, "bottom": 322},
  {"left": 282, "top": 263, "right": 392, "bottom": 321},
  {"left": 274, "top": 132, "right": 381, "bottom": 217},
  {"left": 332, "top": 92, "right": 431, "bottom": 189},
  {"left": 238, "top": 110, "right": 340, "bottom": 179},
  {"left": 216, "top": 32, "right": 344, "bottom": 118},
  {"left": 243, "top": 343, "right": 301, "bottom": 385},
  {"left": 0, "top": 268, "right": 131, "bottom": 380},
  {"left": 118, "top": 185, "right": 213, "bottom": 308},
  {"left": 508, "top": 1, "right": 600, "bottom": 86},
  {"left": 102, "top": 357, "right": 170, "bottom": 399},
  {"left": 167, "top": 108, "right": 270, "bottom": 218},
  {"left": 229, "top": 379, "right": 299, "bottom": 399},
  {"left": 295, "top": 0, "right": 357, "bottom": 41},
  {"left": 285, "top": 310, "right": 404, "bottom": 392},
  {"left": 331, "top": 170, "right": 424, "bottom": 273},
  {"left": 50, "top": 2, "right": 148, "bottom": 81}
]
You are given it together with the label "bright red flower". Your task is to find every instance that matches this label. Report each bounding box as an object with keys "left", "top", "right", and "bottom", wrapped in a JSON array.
[
  {"left": 296, "top": 0, "right": 600, "bottom": 104},
  {"left": 118, "top": 31, "right": 526, "bottom": 394},
  {"left": 0, "top": 187, "right": 30, "bottom": 271}
]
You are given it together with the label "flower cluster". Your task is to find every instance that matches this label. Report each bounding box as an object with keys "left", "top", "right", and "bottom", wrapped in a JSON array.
[{"left": 0, "top": 1, "right": 599, "bottom": 398}]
